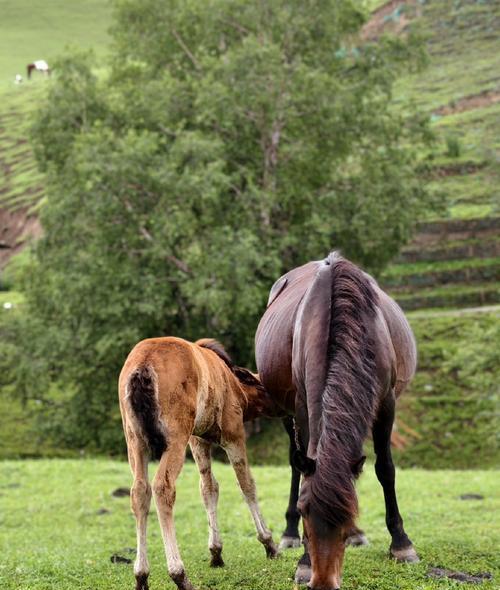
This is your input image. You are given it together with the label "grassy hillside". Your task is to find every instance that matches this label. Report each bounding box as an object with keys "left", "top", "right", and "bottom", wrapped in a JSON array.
[
  {"left": 0, "top": 459, "right": 498, "bottom": 590},
  {"left": 0, "top": 0, "right": 112, "bottom": 264},
  {"left": 0, "top": 0, "right": 112, "bottom": 92},
  {"left": 376, "top": 0, "right": 500, "bottom": 310}
]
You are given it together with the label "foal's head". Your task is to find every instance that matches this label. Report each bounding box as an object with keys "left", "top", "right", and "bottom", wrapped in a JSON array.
[{"left": 196, "top": 338, "right": 283, "bottom": 420}]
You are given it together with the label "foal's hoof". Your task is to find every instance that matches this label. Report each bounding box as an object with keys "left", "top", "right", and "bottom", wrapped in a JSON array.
[
  {"left": 170, "top": 570, "right": 196, "bottom": 590},
  {"left": 135, "top": 573, "right": 149, "bottom": 590},
  {"left": 391, "top": 545, "right": 420, "bottom": 563},
  {"left": 210, "top": 546, "right": 225, "bottom": 567},
  {"left": 279, "top": 535, "right": 302, "bottom": 550},
  {"left": 295, "top": 564, "right": 312, "bottom": 585},
  {"left": 345, "top": 532, "right": 369, "bottom": 547}
]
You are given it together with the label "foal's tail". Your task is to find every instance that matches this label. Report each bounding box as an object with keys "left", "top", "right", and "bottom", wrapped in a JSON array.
[{"left": 126, "top": 365, "right": 168, "bottom": 460}]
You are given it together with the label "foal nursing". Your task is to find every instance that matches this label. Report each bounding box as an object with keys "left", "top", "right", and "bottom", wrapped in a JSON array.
[{"left": 119, "top": 337, "right": 280, "bottom": 590}]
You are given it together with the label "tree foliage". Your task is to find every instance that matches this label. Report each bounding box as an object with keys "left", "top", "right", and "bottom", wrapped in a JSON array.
[{"left": 9, "top": 0, "right": 442, "bottom": 451}]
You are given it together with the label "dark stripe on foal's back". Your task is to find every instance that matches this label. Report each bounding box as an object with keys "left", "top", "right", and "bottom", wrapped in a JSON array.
[{"left": 128, "top": 366, "right": 167, "bottom": 460}]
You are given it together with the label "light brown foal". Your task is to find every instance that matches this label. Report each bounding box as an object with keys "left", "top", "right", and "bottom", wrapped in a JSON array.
[{"left": 118, "top": 337, "right": 281, "bottom": 590}]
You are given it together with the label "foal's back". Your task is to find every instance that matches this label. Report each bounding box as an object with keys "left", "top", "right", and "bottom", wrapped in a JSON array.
[{"left": 119, "top": 336, "right": 240, "bottom": 442}]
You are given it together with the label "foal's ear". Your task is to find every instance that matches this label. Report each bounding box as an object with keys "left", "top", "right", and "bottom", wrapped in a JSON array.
[
  {"left": 292, "top": 450, "right": 316, "bottom": 476},
  {"left": 351, "top": 455, "right": 366, "bottom": 478}
]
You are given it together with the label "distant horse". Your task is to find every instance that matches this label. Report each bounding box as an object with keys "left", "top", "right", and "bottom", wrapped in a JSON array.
[
  {"left": 27, "top": 60, "right": 50, "bottom": 79},
  {"left": 255, "top": 252, "right": 419, "bottom": 590},
  {"left": 119, "top": 337, "right": 281, "bottom": 590}
]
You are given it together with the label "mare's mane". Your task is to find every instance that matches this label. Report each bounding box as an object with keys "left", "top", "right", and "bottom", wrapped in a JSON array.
[{"left": 307, "top": 253, "right": 380, "bottom": 528}]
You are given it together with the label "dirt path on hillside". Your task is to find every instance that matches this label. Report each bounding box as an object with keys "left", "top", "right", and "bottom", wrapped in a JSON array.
[
  {"left": 409, "top": 305, "right": 500, "bottom": 319},
  {"left": 361, "top": 0, "right": 422, "bottom": 41},
  {"left": 433, "top": 89, "right": 500, "bottom": 116}
]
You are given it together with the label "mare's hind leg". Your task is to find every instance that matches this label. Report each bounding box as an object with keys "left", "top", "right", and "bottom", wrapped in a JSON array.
[
  {"left": 223, "top": 430, "right": 279, "bottom": 559},
  {"left": 345, "top": 525, "right": 369, "bottom": 547},
  {"left": 153, "top": 431, "right": 195, "bottom": 590},
  {"left": 280, "top": 417, "right": 302, "bottom": 550},
  {"left": 373, "top": 394, "right": 419, "bottom": 563},
  {"left": 127, "top": 436, "right": 151, "bottom": 590},
  {"left": 189, "top": 436, "right": 224, "bottom": 567}
]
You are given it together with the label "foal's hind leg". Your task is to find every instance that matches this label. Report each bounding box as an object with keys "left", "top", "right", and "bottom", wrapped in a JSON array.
[
  {"left": 373, "top": 395, "right": 419, "bottom": 563},
  {"left": 223, "top": 431, "right": 279, "bottom": 559},
  {"left": 127, "top": 437, "right": 152, "bottom": 590},
  {"left": 153, "top": 431, "right": 195, "bottom": 590},
  {"left": 189, "top": 436, "right": 224, "bottom": 567}
]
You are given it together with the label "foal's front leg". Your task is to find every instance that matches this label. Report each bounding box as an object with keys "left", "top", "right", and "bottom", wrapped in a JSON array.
[
  {"left": 189, "top": 436, "right": 224, "bottom": 567},
  {"left": 223, "top": 432, "right": 279, "bottom": 559}
]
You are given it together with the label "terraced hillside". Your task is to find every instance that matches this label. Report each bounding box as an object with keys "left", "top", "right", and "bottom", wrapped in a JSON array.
[
  {"left": 375, "top": 0, "right": 500, "bottom": 309},
  {"left": 0, "top": 0, "right": 112, "bottom": 268}
]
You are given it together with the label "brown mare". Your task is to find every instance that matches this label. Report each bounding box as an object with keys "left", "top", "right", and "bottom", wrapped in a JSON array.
[
  {"left": 255, "top": 252, "right": 419, "bottom": 590},
  {"left": 119, "top": 337, "right": 281, "bottom": 590}
]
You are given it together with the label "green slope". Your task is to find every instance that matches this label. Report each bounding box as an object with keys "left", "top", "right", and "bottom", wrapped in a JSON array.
[{"left": 0, "top": 0, "right": 112, "bottom": 94}]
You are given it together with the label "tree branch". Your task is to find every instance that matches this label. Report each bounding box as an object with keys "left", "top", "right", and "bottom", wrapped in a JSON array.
[{"left": 171, "top": 28, "right": 200, "bottom": 70}]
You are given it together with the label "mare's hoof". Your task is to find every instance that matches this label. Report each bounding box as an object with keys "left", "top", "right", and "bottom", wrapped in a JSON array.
[
  {"left": 210, "top": 546, "right": 225, "bottom": 567},
  {"left": 345, "top": 532, "right": 369, "bottom": 547},
  {"left": 391, "top": 545, "right": 420, "bottom": 563},
  {"left": 295, "top": 564, "right": 312, "bottom": 585},
  {"left": 265, "top": 540, "right": 280, "bottom": 559},
  {"left": 135, "top": 573, "right": 149, "bottom": 590},
  {"left": 279, "top": 535, "right": 302, "bottom": 550}
]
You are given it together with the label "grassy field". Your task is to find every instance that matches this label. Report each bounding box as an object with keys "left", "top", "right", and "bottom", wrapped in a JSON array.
[
  {"left": 0, "top": 459, "right": 498, "bottom": 590},
  {"left": 0, "top": 0, "right": 112, "bottom": 93}
]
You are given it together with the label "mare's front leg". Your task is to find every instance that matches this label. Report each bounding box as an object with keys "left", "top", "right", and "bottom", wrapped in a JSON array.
[
  {"left": 373, "top": 394, "right": 419, "bottom": 563},
  {"left": 223, "top": 428, "right": 279, "bottom": 559},
  {"left": 189, "top": 436, "right": 224, "bottom": 567},
  {"left": 153, "top": 430, "right": 195, "bottom": 590},
  {"left": 280, "top": 416, "right": 302, "bottom": 550}
]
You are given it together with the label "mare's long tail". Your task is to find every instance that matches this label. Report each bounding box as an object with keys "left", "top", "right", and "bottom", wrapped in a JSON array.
[
  {"left": 126, "top": 365, "right": 168, "bottom": 460},
  {"left": 310, "top": 252, "right": 380, "bottom": 527}
]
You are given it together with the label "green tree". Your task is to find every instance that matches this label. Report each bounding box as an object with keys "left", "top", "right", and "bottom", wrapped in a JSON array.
[{"left": 12, "top": 0, "right": 441, "bottom": 452}]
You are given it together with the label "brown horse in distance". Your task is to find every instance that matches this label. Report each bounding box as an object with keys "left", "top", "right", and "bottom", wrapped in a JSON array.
[
  {"left": 119, "top": 337, "right": 282, "bottom": 590},
  {"left": 255, "top": 252, "right": 419, "bottom": 590}
]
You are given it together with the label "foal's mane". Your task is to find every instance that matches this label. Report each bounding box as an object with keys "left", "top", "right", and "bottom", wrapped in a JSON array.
[
  {"left": 309, "top": 253, "right": 380, "bottom": 528},
  {"left": 196, "top": 338, "right": 263, "bottom": 389}
]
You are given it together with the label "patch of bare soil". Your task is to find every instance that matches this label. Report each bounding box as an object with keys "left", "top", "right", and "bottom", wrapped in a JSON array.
[
  {"left": 428, "top": 162, "right": 485, "bottom": 178},
  {"left": 434, "top": 89, "right": 500, "bottom": 116},
  {"left": 427, "top": 567, "right": 492, "bottom": 584},
  {"left": 0, "top": 206, "right": 41, "bottom": 270},
  {"left": 361, "top": 0, "right": 422, "bottom": 41},
  {"left": 111, "top": 487, "right": 130, "bottom": 497}
]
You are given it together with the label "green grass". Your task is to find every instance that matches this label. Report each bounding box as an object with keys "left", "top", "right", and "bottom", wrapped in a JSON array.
[
  {"left": 0, "top": 0, "right": 112, "bottom": 95},
  {"left": 0, "top": 0, "right": 113, "bottom": 213},
  {"left": 394, "top": 0, "right": 500, "bottom": 223},
  {"left": 382, "top": 256, "right": 500, "bottom": 279},
  {"left": 0, "top": 459, "right": 498, "bottom": 590},
  {"left": 0, "top": 290, "right": 24, "bottom": 307}
]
